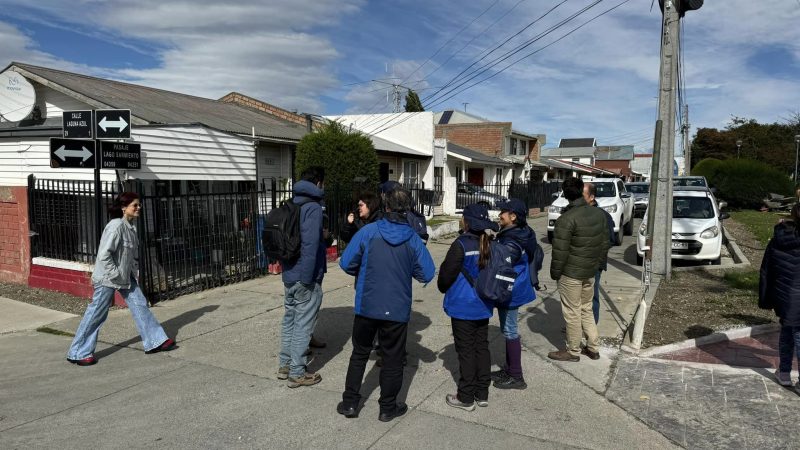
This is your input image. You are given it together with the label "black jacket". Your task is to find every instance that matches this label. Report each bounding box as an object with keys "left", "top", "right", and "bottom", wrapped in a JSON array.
[
  {"left": 759, "top": 221, "right": 800, "bottom": 326},
  {"left": 340, "top": 209, "right": 380, "bottom": 243}
]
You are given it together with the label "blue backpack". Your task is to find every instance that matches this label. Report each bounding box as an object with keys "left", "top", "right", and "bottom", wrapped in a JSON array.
[{"left": 461, "top": 240, "right": 519, "bottom": 305}]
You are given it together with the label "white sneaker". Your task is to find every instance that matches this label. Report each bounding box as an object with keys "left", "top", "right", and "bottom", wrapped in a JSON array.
[{"left": 775, "top": 370, "right": 792, "bottom": 387}]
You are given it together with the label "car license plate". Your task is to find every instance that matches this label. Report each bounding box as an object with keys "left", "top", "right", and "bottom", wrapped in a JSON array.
[{"left": 671, "top": 241, "right": 688, "bottom": 250}]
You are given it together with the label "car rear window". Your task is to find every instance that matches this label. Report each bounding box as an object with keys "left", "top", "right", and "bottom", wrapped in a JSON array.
[{"left": 626, "top": 184, "right": 649, "bottom": 194}]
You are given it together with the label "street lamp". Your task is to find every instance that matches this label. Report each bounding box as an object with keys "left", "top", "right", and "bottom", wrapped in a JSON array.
[
  {"left": 794, "top": 134, "right": 800, "bottom": 183},
  {"left": 736, "top": 139, "right": 742, "bottom": 159}
]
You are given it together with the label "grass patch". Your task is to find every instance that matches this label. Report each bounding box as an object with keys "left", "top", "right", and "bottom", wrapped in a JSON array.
[
  {"left": 729, "top": 210, "right": 784, "bottom": 245},
  {"left": 36, "top": 326, "right": 74, "bottom": 337},
  {"left": 428, "top": 217, "right": 459, "bottom": 226},
  {"left": 723, "top": 270, "right": 759, "bottom": 292}
]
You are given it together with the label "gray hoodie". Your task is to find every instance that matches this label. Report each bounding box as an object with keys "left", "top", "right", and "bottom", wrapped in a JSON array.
[{"left": 91, "top": 218, "right": 139, "bottom": 289}]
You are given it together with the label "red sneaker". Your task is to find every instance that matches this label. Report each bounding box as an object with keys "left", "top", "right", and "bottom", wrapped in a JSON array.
[
  {"left": 67, "top": 356, "right": 98, "bottom": 366},
  {"left": 145, "top": 338, "right": 177, "bottom": 354}
]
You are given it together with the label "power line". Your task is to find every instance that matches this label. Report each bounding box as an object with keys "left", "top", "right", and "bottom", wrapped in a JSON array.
[{"left": 371, "top": 0, "right": 633, "bottom": 136}]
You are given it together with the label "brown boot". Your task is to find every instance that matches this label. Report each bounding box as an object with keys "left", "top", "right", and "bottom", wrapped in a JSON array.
[
  {"left": 547, "top": 349, "right": 580, "bottom": 362},
  {"left": 581, "top": 347, "right": 600, "bottom": 360}
]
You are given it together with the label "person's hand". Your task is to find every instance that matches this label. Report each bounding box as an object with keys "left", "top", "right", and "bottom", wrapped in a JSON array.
[{"left": 347, "top": 213, "right": 355, "bottom": 224}]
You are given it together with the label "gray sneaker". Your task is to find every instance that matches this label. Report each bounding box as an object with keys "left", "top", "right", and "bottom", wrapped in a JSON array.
[
  {"left": 775, "top": 370, "right": 792, "bottom": 387},
  {"left": 287, "top": 372, "right": 321, "bottom": 388},
  {"left": 445, "top": 394, "right": 475, "bottom": 411},
  {"left": 475, "top": 399, "right": 489, "bottom": 407},
  {"left": 277, "top": 365, "right": 289, "bottom": 380}
]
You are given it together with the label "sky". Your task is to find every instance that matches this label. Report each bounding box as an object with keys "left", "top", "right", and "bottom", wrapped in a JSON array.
[{"left": 1, "top": 0, "right": 799, "bottom": 154}]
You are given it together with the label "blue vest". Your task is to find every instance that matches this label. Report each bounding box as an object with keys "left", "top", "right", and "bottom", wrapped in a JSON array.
[
  {"left": 506, "top": 248, "right": 536, "bottom": 308},
  {"left": 443, "top": 235, "right": 494, "bottom": 320}
]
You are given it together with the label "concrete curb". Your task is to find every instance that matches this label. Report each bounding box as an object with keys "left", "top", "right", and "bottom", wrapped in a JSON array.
[
  {"left": 620, "top": 276, "right": 661, "bottom": 355},
  {"left": 722, "top": 226, "right": 750, "bottom": 266},
  {"left": 428, "top": 219, "right": 460, "bottom": 241},
  {"left": 638, "top": 322, "right": 780, "bottom": 357}
]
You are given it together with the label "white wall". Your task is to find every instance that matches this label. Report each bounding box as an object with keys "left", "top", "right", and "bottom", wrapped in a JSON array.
[
  {"left": 328, "top": 113, "right": 435, "bottom": 157},
  {"left": 0, "top": 125, "right": 256, "bottom": 186}
]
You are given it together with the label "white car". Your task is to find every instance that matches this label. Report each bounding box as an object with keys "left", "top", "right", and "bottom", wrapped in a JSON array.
[
  {"left": 636, "top": 186, "right": 730, "bottom": 265},
  {"left": 547, "top": 177, "right": 634, "bottom": 245}
]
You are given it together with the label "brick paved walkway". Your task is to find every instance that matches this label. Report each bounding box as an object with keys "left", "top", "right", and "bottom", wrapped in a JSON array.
[{"left": 651, "top": 331, "right": 798, "bottom": 370}]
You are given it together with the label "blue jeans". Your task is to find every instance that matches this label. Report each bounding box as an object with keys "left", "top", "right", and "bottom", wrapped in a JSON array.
[
  {"left": 778, "top": 325, "right": 800, "bottom": 374},
  {"left": 279, "top": 281, "right": 323, "bottom": 378},
  {"left": 67, "top": 277, "right": 168, "bottom": 359},
  {"left": 497, "top": 307, "right": 519, "bottom": 340},
  {"left": 592, "top": 271, "right": 602, "bottom": 324}
]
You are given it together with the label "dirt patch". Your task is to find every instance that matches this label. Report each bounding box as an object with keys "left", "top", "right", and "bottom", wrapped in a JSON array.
[
  {"left": 0, "top": 281, "right": 116, "bottom": 315},
  {"left": 642, "top": 219, "right": 776, "bottom": 348}
]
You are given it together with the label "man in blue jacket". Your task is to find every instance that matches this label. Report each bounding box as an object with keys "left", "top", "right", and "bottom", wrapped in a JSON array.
[
  {"left": 336, "top": 187, "right": 435, "bottom": 422},
  {"left": 278, "top": 167, "right": 327, "bottom": 388}
]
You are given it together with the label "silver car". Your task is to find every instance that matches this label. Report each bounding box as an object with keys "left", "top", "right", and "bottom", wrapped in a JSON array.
[
  {"left": 625, "top": 182, "right": 650, "bottom": 218},
  {"left": 456, "top": 182, "right": 508, "bottom": 209}
]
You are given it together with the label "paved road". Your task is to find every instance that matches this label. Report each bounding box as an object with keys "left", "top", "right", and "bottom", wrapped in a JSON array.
[{"left": 0, "top": 216, "right": 677, "bottom": 449}]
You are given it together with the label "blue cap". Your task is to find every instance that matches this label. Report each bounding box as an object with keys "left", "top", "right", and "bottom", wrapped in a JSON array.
[
  {"left": 496, "top": 198, "right": 528, "bottom": 220},
  {"left": 380, "top": 180, "right": 402, "bottom": 193},
  {"left": 461, "top": 203, "right": 499, "bottom": 232}
]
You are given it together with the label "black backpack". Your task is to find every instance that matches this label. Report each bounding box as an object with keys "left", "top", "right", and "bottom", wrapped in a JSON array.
[
  {"left": 407, "top": 209, "right": 429, "bottom": 243},
  {"left": 461, "top": 240, "right": 520, "bottom": 305},
  {"left": 263, "top": 198, "right": 311, "bottom": 263}
]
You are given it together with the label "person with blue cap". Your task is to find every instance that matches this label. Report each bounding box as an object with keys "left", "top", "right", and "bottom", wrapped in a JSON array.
[
  {"left": 437, "top": 203, "right": 500, "bottom": 411},
  {"left": 491, "top": 198, "right": 540, "bottom": 390}
]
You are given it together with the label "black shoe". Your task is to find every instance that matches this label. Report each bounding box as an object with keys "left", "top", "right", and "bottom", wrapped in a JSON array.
[
  {"left": 336, "top": 402, "right": 358, "bottom": 418},
  {"left": 378, "top": 402, "right": 408, "bottom": 422},
  {"left": 490, "top": 368, "right": 508, "bottom": 382},
  {"left": 493, "top": 375, "right": 527, "bottom": 390}
]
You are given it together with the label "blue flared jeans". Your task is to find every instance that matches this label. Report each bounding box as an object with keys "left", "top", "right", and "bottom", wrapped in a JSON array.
[{"left": 67, "top": 277, "right": 169, "bottom": 360}]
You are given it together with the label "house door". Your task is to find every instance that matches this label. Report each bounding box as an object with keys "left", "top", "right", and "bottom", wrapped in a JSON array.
[
  {"left": 467, "top": 168, "right": 484, "bottom": 186},
  {"left": 379, "top": 163, "right": 390, "bottom": 183}
]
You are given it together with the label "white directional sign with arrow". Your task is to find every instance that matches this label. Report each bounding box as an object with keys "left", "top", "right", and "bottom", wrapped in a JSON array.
[
  {"left": 94, "top": 109, "right": 131, "bottom": 139},
  {"left": 98, "top": 115, "right": 128, "bottom": 133},
  {"left": 49, "top": 138, "right": 96, "bottom": 168}
]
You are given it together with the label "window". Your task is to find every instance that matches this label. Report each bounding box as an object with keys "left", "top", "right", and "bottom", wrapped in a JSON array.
[
  {"left": 434, "top": 167, "right": 443, "bottom": 191},
  {"left": 510, "top": 138, "right": 518, "bottom": 155},
  {"left": 519, "top": 140, "right": 527, "bottom": 156},
  {"left": 496, "top": 168, "right": 503, "bottom": 184},
  {"left": 403, "top": 160, "right": 419, "bottom": 186}
]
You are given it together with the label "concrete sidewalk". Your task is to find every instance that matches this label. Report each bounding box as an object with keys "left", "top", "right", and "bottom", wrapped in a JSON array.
[
  {"left": 0, "top": 216, "right": 674, "bottom": 449},
  {"left": 0, "top": 296, "right": 76, "bottom": 334}
]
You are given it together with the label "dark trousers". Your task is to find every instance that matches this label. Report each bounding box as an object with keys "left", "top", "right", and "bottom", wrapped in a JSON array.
[
  {"left": 343, "top": 314, "right": 408, "bottom": 413},
  {"left": 451, "top": 317, "right": 490, "bottom": 403}
]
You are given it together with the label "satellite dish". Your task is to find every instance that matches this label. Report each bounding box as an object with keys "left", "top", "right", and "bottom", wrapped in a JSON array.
[{"left": 0, "top": 70, "right": 36, "bottom": 122}]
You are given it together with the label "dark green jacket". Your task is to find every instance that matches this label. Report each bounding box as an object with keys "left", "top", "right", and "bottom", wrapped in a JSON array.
[{"left": 550, "top": 198, "right": 610, "bottom": 281}]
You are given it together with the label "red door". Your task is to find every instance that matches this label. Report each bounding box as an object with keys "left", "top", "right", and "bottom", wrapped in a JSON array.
[{"left": 467, "top": 168, "right": 484, "bottom": 186}]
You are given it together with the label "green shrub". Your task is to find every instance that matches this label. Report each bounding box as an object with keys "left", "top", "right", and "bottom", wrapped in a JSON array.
[
  {"left": 691, "top": 158, "right": 724, "bottom": 186},
  {"left": 295, "top": 121, "right": 379, "bottom": 189},
  {"left": 707, "top": 159, "right": 794, "bottom": 209}
]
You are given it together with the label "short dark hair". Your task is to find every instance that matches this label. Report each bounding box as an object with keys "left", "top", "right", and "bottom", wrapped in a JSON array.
[
  {"left": 109, "top": 192, "right": 140, "bottom": 219},
  {"left": 562, "top": 177, "right": 584, "bottom": 202},
  {"left": 383, "top": 188, "right": 412, "bottom": 213},
  {"left": 585, "top": 182, "right": 597, "bottom": 197},
  {"left": 300, "top": 166, "right": 325, "bottom": 184}
]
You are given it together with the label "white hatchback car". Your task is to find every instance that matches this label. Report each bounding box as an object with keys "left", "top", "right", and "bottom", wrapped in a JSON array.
[
  {"left": 547, "top": 177, "right": 634, "bottom": 245},
  {"left": 636, "top": 186, "right": 730, "bottom": 265}
]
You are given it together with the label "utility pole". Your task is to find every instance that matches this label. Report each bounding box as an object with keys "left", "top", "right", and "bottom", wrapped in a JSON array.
[
  {"left": 649, "top": 0, "right": 681, "bottom": 281},
  {"left": 682, "top": 104, "right": 691, "bottom": 174},
  {"left": 462, "top": 102, "right": 469, "bottom": 112}
]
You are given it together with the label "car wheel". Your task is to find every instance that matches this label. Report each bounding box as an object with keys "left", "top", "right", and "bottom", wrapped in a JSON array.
[
  {"left": 623, "top": 217, "right": 633, "bottom": 236},
  {"left": 547, "top": 231, "right": 554, "bottom": 243},
  {"left": 615, "top": 227, "right": 623, "bottom": 246}
]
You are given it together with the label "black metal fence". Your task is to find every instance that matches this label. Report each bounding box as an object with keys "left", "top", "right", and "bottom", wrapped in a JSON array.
[{"left": 27, "top": 176, "right": 556, "bottom": 303}]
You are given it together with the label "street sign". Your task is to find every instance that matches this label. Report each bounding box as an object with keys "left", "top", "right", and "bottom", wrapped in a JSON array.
[
  {"left": 49, "top": 138, "right": 96, "bottom": 169},
  {"left": 100, "top": 141, "right": 141, "bottom": 169},
  {"left": 95, "top": 109, "right": 131, "bottom": 139},
  {"left": 62, "top": 110, "right": 93, "bottom": 138}
]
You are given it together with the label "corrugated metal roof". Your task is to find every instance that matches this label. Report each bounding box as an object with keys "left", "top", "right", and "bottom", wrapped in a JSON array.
[
  {"left": 595, "top": 145, "right": 634, "bottom": 161},
  {"left": 7, "top": 62, "right": 307, "bottom": 142},
  {"left": 447, "top": 142, "right": 510, "bottom": 166},
  {"left": 371, "top": 135, "right": 429, "bottom": 157},
  {"left": 541, "top": 147, "right": 595, "bottom": 158},
  {"left": 559, "top": 138, "right": 595, "bottom": 148}
]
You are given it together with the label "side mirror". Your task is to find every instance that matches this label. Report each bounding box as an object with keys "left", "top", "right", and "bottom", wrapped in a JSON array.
[
  {"left": 718, "top": 201, "right": 727, "bottom": 209},
  {"left": 620, "top": 192, "right": 632, "bottom": 199},
  {"left": 719, "top": 212, "right": 730, "bottom": 220}
]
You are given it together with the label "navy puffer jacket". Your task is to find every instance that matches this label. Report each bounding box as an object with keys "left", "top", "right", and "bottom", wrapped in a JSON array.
[{"left": 759, "top": 221, "right": 800, "bottom": 326}]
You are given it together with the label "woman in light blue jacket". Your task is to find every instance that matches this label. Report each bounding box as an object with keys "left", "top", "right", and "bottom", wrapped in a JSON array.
[{"left": 67, "top": 192, "right": 175, "bottom": 366}]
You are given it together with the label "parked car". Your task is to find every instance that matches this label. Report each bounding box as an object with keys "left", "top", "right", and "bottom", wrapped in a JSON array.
[
  {"left": 547, "top": 177, "right": 634, "bottom": 245},
  {"left": 456, "top": 182, "right": 508, "bottom": 209},
  {"left": 636, "top": 186, "right": 730, "bottom": 265},
  {"left": 625, "top": 182, "right": 650, "bottom": 218},
  {"left": 673, "top": 176, "right": 708, "bottom": 188}
]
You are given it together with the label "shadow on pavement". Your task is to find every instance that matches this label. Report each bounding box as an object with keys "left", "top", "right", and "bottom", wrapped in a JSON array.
[
  {"left": 525, "top": 295, "right": 565, "bottom": 349},
  {"left": 95, "top": 304, "right": 220, "bottom": 359}
]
